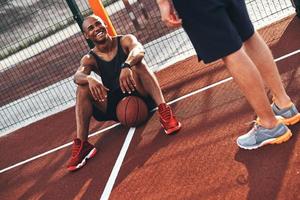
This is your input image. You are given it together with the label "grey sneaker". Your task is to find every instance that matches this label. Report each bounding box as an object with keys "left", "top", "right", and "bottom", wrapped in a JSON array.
[
  {"left": 237, "top": 120, "right": 292, "bottom": 150},
  {"left": 272, "top": 102, "right": 300, "bottom": 125}
]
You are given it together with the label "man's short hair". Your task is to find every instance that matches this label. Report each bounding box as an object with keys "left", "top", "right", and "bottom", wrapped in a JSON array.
[{"left": 82, "top": 15, "right": 105, "bottom": 31}]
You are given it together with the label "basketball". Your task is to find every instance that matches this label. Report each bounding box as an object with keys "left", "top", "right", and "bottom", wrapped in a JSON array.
[{"left": 116, "top": 96, "right": 149, "bottom": 127}]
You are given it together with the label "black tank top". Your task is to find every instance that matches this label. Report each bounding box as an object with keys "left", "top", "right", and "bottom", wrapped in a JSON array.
[{"left": 89, "top": 36, "right": 128, "bottom": 91}]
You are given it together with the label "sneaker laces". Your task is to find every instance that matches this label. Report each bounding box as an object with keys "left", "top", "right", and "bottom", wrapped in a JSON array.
[
  {"left": 159, "top": 106, "right": 172, "bottom": 121},
  {"left": 71, "top": 140, "right": 81, "bottom": 157},
  {"left": 245, "top": 120, "right": 261, "bottom": 134},
  {"left": 245, "top": 120, "right": 258, "bottom": 126},
  {"left": 245, "top": 119, "right": 281, "bottom": 134}
]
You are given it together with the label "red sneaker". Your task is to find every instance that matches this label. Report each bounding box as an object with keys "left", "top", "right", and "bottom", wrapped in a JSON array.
[
  {"left": 67, "top": 138, "right": 97, "bottom": 171},
  {"left": 158, "top": 103, "right": 182, "bottom": 135}
]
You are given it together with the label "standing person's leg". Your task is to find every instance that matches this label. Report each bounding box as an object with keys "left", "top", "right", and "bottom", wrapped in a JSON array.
[
  {"left": 243, "top": 32, "right": 291, "bottom": 107},
  {"left": 222, "top": 48, "right": 277, "bottom": 128},
  {"left": 171, "top": 0, "right": 292, "bottom": 149},
  {"left": 223, "top": 0, "right": 293, "bottom": 148},
  {"left": 131, "top": 61, "right": 182, "bottom": 134},
  {"left": 235, "top": 6, "right": 300, "bottom": 125},
  {"left": 244, "top": 32, "right": 300, "bottom": 125},
  {"left": 223, "top": 48, "right": 292, "bottom": 149},
  {"left": 174, "top": 0, "right": 277, "bottom": 124}
]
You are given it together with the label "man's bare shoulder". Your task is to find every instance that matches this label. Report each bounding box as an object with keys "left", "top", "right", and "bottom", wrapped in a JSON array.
[
  {"left": 119, "top": 34, "right": 142, "bottom": 52},
  {"left": 120, "top": 34, "right": 138, "bottom": 44},
  {"left": 80, "top": 53, "right": 96, "bottom": 67}
]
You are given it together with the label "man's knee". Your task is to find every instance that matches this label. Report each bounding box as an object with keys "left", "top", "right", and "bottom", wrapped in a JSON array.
[
  {"left": 76, "top": 85, "right": 91, "bottom": 98},
  {"left": 132, "top": 61, "right": 151, "bottom": 75}
]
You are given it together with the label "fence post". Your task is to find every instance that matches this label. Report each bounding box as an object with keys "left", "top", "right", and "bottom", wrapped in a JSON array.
[
  {"left": 122, "top": 0, "right": 141, "bottom": 30},
  {"left": 66, "top": 0, "right": 94, "bottom": 48},
  {"left": 137, "top": 0, "right": 149, "bottom": 20}
]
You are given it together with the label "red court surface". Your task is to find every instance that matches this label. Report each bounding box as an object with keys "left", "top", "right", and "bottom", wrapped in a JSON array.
[{"left": 1, "top": 15, "right": 300, "bottom": 200}]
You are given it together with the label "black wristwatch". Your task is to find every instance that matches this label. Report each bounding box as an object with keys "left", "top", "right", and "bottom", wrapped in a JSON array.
[{"left": 121, "top": 62, "right": 131, "bottom": 69}]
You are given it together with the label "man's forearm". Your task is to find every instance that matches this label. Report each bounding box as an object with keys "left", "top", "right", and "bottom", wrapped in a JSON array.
[{"left": 74, "top": 72, "right": 92, "bottom": 85}]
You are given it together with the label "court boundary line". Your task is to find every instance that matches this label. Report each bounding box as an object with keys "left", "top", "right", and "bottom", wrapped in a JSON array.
[
  {"left": 0, "top": 48, "right": 299, "bottom": 175},
  {"left": 100, "top": 127, "right": 136, "bottom": 200}
]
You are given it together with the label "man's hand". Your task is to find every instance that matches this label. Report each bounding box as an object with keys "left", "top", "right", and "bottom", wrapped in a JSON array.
[
  {"left": 156, "top": 0, "right": 182, "bottom": 28},
  {"left": 119, "top": 68, "right": 136, "bottom": 94},
  {"left": 87, "top": 76, "right": 109, "bottom": 102}
]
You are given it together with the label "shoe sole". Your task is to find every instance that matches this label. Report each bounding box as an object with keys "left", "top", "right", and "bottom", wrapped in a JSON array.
[
  {"left": 282, "top": 113, "right": 300, "bottom": 125},
  {"left": 67, "top": 148, "right": 97, "bottom": 172},
  {"left": 164, "top": 122, "right": 182, "bottom": 135},
  {"left": 237, "top": 129, "right": 292, "bottom": 150}
]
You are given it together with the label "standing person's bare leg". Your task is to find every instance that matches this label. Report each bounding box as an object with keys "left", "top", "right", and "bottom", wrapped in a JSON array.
[
  {"left": 223, "top": 48, "right": 292, "bottom": 149},
  {"left": 243, "top": 32, "right": 300, "bottom": 125},
  {"left": 243, "top": 32, "right": 291, "bottom": 107},
  {"left": 223, "top": 47, "right": 277, "bottom": 128}
]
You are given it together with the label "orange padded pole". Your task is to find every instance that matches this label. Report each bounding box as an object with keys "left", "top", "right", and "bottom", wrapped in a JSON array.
[{"left": 88, "top": 0, "right": 117, "bottom": 36}]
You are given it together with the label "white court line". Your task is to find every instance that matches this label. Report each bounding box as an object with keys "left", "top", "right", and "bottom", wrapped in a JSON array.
[
  {"left": 168, "top": 49, "right": 300, "bottom": 105},
  {"left": 0, "top": 123, "right": 120, "bottom": 174},
  {"left": 100, "top": 127, "right": 136, "bottom": 200},
  {"left": 0, "top": 49, "right": 299, "bottom": 175}
]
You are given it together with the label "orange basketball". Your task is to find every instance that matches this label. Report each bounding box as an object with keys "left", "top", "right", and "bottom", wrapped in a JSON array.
[{"left": 116, "top": 96, "right": 149, "bottom": 127}]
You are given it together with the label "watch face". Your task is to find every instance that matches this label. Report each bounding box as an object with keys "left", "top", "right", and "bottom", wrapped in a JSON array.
[{"left": 121, "top": 62, "right": 131, "bottom": 68}]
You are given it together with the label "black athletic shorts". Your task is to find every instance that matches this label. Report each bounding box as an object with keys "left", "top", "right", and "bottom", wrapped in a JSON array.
[
  {"left": 173, "top": 0, "right": 255, "bottom": 63},
  {"left": 92, "top": 87, "right": 156, "bottom": 121}
]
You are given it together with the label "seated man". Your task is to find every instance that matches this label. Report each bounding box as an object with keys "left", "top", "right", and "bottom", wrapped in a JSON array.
[{"left": 67, "top": 15, "right": 182, "bottom": 171}]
